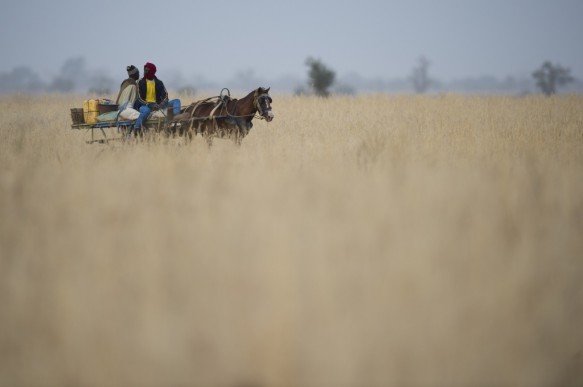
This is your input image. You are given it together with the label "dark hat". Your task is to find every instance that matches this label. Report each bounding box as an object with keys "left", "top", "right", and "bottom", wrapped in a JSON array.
[{"left": 127, "top": 65, "right": 138, "bottom": 76}]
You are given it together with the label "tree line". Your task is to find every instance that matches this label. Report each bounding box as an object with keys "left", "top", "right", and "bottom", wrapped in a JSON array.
[
  {"left": 0, "top": 56, "right": 577, "bottom": 96},
  {"left": 302, "top": 57, "right": 576, "bottom": 97}
]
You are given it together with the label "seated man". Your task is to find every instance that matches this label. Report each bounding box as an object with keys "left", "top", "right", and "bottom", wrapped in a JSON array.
[
  {"left": 116, "top": 65, "right": 139, "bottom": 106},
  {"left": 95, "top": 65, "right": 140, "bottom": 123},
  {"left": 116, "top": 65, "right": 139, "bottom": 118},
  {"left": 132, "top": 62, "right": 181, "bottom": 134}
]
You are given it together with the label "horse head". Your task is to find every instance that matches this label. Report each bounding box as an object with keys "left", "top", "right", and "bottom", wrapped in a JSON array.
[{"left": 254, "top": 87, "right": 274, "bottom": 122}]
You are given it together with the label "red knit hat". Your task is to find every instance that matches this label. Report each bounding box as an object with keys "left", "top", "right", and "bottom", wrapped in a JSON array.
[{"left": 144, "top": 62, "right": 156, "bottom": 80}]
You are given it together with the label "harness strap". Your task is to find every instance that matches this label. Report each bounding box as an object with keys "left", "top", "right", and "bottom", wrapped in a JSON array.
[
  {"left": 189, "top": 101, "right": 202, "bottom": 118},
  {"left": 209, "top": 100, "right": 223, "bottom": 119},
  {"left": 188, "top": 101, "right": 204, "bottom": 131}
]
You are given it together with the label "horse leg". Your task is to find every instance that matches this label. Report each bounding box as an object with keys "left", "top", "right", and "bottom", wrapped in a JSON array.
[
  {"left": 233, "top": 130, "right": 242, "bottom": 146},
  {"left": 205, "top": 134, "right": 213, "bottom": 148},
  {"left": 233, "top": 124, "right": 247, "bottom": 146},
  {"left": 182, "top": 124, "right": 194, "bottom": 144},
  {"left": 162, "top": 123, "right": 172, "bottom": 138}
]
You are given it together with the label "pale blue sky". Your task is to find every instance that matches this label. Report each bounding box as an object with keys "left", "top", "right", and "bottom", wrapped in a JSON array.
[{"left": 1, "top": 0, "right": 582, "bottom": 84}]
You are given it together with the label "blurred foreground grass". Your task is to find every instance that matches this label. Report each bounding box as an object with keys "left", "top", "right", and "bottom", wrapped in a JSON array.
[{"left": 1, "top": 93, "right": 582, "bottom": 386}]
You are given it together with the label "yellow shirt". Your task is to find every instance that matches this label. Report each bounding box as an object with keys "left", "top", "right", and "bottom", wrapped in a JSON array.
[{"left": 146, "top": 79, "right": 156, "bottom": 103}]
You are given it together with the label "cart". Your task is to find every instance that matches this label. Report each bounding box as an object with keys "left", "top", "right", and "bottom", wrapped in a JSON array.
[{"left": 70, "top": 108, "right": 179, "bottom": 144}]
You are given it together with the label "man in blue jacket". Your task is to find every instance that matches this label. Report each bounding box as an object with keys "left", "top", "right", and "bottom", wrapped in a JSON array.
[{"left": 132, "top": 62, "right": 181, "bottom": 134}]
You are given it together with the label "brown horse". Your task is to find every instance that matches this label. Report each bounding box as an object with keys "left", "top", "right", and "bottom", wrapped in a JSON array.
[{"left": 172, "top": 87, "right": 274, "bottom": 146}]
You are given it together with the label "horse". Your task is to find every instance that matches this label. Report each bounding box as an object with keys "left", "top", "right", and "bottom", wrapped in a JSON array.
[{"left": 172, "top": 87, "right": 274, "bottom": 146}]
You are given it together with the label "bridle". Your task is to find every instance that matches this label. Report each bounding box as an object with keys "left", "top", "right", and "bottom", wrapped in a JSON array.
[{"left": 253, "top": 91, "right": 273, "bottom": 120}]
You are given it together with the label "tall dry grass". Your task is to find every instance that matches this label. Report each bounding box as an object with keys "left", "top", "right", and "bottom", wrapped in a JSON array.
[{"left": 1, "top": 92, "right": 582, "bottom": 386}]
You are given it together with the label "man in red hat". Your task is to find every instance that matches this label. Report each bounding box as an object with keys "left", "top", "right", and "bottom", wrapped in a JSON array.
[{"left": 132, "top": 62, "right": 181, "bottom": 135}]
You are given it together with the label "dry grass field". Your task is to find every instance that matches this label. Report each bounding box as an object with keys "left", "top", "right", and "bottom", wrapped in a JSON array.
[{"left": 1, "top": 92, "right": 582, "bottom": 386}]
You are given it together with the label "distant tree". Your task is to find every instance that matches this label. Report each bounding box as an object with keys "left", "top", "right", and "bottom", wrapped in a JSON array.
[
  {"left": 88, "top": 73, "right": 114, "bottom": 95},
  {"left": 410, "top": 56, "right": 431, "bottom": 94},
  {"left": 0, "top": 66, "right": 45, "bottom": 93},
  {"left": 48, "top": 77, "right": 75, "bottom": 93},
  {"left": 305, "top": 57, "right": 335, "bottom": 97},
  {"left": 46, "top": 57, "right": 90, "bottom": 93},
  {"left": 88, "top": 86, "right": 111, "bottom": 95},
  {"left": 333, "top": 83, "right": 356, "bottom": 96},
  {"left": 177, "top": 86, "right": 196, "bottom": 97},
  {"left": 60, "top": 57, "right": 88, "bottom": 81},
  {"left": 293, "top": 84, "right": 309, "bottom": 96},
  {"left": 532, "top": 61, "right": 574, "bottom": 96}
]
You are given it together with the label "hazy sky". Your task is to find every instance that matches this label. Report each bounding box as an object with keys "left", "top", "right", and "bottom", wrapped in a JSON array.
[{"left": 1, "top": 0, "right": 582, "bottom": 83}]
